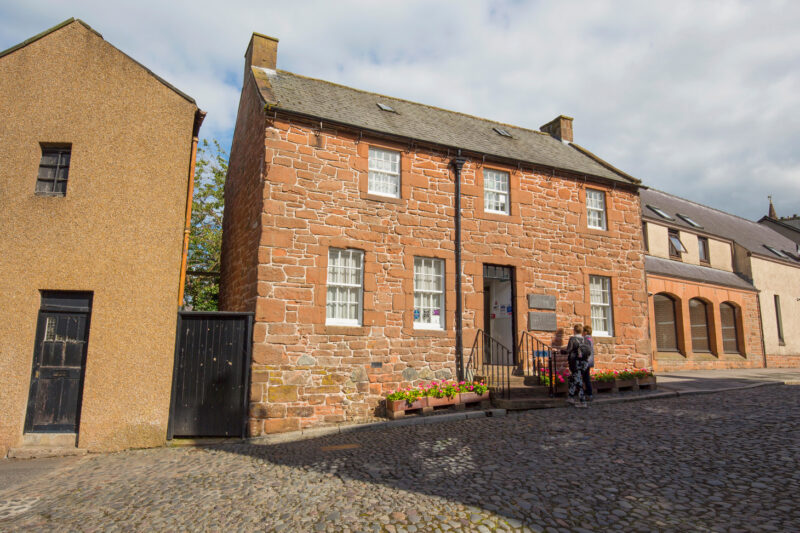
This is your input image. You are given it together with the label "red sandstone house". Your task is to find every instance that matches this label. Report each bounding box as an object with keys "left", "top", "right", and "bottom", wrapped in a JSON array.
[
  {"left": 642, "top": 189, "right": 800, "bottom": 370},
  {"left": 220, "top": 33, "right": 651, "bottom": 435}
]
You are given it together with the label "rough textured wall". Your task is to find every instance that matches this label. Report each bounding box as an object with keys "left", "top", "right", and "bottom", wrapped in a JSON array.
[
  {"left": 218, "top": 73, "right": 265, "bottom": 313},
  {"left": 247, "top": 115, "right": 650, "bottom": 435},
  {"left": 0, "top": 22, "right": 197, "bottom": 455},
  {"left": 751, "top": 257, "right": 800, "bottom": 366},
  {"left": 647, "top": 275, "right": 764, "bottom": 371}
]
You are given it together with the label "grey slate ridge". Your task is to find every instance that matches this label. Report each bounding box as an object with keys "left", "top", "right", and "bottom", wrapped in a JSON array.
[
  {"left": 645, "top": 256, "right": 756, "bottom": 291},
  {"left": 641, "top": 189, "right": 800, "bottom": 265},
  {"left": 256, "top": 68, "right": 637, "bottom": 186}
]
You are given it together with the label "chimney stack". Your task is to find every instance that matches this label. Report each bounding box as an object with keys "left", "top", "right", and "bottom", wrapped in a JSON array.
[
  {"left": 540, "top": 115, "right": 574, "bottom": 143},
  {"left": 768, "top": 195, "right": 777, "bottom": 219},
  {"left": 244, "top": 32, "right": 279, "bottom": 79}
]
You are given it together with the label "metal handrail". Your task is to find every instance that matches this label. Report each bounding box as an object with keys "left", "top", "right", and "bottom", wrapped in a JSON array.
[
  {"left": 517, "top": 331, "right": 561, "bottom": 396},
  {"left": 466, "top": 329, "right": 515, "bottom": 399}
]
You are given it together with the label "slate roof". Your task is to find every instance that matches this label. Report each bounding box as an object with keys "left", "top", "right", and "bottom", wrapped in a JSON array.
[
  {"left": 640, "top": 189, "right": 800, "bottom": 266},
  {"left": 0, "top": 18, "right": 196, "bottom": 104},
  {"left": 645, "top": 256, "right": 756, "bottom": 291},
  {"left": 251, "top": 67, "right": 638, "bottom": 186}
]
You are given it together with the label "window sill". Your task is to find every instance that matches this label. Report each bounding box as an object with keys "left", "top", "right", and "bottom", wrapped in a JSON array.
[
  {"left": 403, "top": 328, "right": 450, "bottom": 337},
  {"left": 593, "top": 336, "right": 615, "bottom": 344},
  {"left": 34, "top": 192, "right": 66, "bottom": 198},
  {"left": 654, "top": 350, "right": 685, "bottom": 359},
  {"left": 478, "top": 211, "right": 522, "bottom": 224},
  {"left": 322, "top": 324, "right": 367, "bottom": 336},
  {"left": 363, "top": 193, "right": 404, "bottom": 205}
]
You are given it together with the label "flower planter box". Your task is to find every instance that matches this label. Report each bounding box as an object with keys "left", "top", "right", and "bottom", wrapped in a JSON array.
[
  {"left": 592, "top": 380, "right": 615, "bottom": 392},
  {"left": 613, "top": 378, "right": 638, "bottom": 393},
  {"left": 426, "top": 395, "right": 458, "bottom": 408},
  {"left": 554, "top": 382, "right": 569, "bottom": 395},
  {"left": 386, "top": 397, "right": 427, "bottom": 420},
  {"left": 636, "top": 375, "right": 657, "bottom": 390},
  {"left": 458, "top": 391, "right": 490, "bottom": 408}
]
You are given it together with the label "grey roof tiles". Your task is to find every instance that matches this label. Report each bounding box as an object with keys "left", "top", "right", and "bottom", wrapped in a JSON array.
[
  {"left": 253, "top": 68, "right": 637, "bottom": 186},
  {"left": 641, "top": 189, "right": 800, "bottom": 265},
  {"left": 645, "top": 256, "right": 756, "bottom": 291}
]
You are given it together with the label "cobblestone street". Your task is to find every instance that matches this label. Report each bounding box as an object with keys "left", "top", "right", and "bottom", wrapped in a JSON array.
[{"left": 1, "top": 385, "right": 799, "bottom": 532}]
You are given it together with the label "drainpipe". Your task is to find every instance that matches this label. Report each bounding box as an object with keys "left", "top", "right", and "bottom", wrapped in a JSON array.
[
  {"left": 451, "top": 152, "right": 467, "bottom": 381},
  {"left": 178, "top": 110, "right": 207, "bottom": 308}
]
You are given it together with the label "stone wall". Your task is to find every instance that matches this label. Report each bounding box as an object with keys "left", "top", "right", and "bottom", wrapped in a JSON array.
[{"left": 224, "top": 114, "right": 651, "bottom": 435}]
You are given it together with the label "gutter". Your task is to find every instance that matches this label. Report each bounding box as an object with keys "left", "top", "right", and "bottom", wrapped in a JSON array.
[
  {"left": 451, "top": 153, "right": 467, "bottom": 381},
  {"left": 178, "top": 110, "right": 207, "bottom": 307}
]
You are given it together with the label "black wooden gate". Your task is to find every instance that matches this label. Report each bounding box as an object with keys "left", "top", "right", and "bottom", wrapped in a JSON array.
[
  {"left": 25, "top": 292, "right": 93, "bottom": 433},
  {"left": 168, "top": 311, "right": 253, "bottom": 439}
]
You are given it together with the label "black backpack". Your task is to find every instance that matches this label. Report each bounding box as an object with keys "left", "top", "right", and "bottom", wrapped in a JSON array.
[{"left": 578, "top": 337, "right": 592, "bottom": 360}]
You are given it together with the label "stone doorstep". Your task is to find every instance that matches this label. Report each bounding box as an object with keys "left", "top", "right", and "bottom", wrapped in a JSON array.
[
  {"left": 6, "top": 447, "right": 87, "bottom": 460},
  {"left": 22, "top": 432, "right": 76, "bottom": 448}
]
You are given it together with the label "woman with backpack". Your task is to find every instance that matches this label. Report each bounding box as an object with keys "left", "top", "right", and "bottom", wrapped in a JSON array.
[
  {"left": 583, "top": 325, "right": 595, "bottom": 401},
  {"left": 561, "top": 323, "right": 590, "bottom": 407}
]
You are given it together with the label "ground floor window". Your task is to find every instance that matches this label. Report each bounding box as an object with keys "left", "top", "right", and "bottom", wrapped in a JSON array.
[
  {"left": 689, "top": 298, "right": 711, "bottom": 352},
  {"left": 654, "top": 293, "right": 679, "bottom": 351},
  {"left": 720, "top": 302, "right": 740, "bottom": 353},
  {"left": 414, "top": 257, "right": 444, "bottom": 329},
  {"left": 326, "top": 248, "right": 364, "bottom": 326},
  {"left": 589, "top": 275, "right": 613, "bottom": 336}
]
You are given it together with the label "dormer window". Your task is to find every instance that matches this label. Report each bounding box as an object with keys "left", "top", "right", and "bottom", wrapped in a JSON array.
[
  {"left": 763, "top": 245, "right": 789, "bottom": 259},
  {"left": 647, "top": 205, "right": 674, "bottom": 220},
  {"left": 677, "top": 213, "right": 702, "bottom": 228}
]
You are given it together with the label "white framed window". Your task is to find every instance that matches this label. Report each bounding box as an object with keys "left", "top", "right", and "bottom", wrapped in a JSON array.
[
  {"left": 484, "top": 169, "right": 510, "bottom": 214},
  {"left": 368, "top": 147, "right": 400, "bottom": 198},
  {"left": 414, "top": 257, "right": 445, "bottom": 330},
  {"left": 326, "top": 248, "right": 364, "bottom": 326},
  {"left": 586, "top": 189, "right": 607, "bottom": 230},
  {"left": 589, "top": 275, "right": 613, "bottom": 336}
]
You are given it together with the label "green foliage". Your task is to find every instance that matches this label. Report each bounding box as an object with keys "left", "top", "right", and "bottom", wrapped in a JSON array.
[{"left": 184, "top": 139, "right": 227, "bottom": 311}]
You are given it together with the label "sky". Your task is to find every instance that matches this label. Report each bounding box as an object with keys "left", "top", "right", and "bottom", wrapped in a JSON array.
[{"left": 2, "top": 0, "right": 799, "bottom": 221}]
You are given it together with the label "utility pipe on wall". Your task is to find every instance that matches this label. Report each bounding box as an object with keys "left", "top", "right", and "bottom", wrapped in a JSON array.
[
  {"left": 451, "top": 152, "right": 467, "bottom": 381},
  {"left": 178, "top": 110, "right": 207, "bottom": 308}
]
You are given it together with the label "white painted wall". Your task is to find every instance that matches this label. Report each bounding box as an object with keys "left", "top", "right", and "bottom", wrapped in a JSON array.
[{"left": 751, "top": 256, "right": 800, "bottom": 355}]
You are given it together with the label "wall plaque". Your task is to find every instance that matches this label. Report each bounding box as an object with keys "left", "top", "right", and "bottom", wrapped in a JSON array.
[
  {"left": 528, "top": 294, "right": 556, "bottom": 310},
  {"left": 528, "top": 312, "right": 557, "bottom": 332}
]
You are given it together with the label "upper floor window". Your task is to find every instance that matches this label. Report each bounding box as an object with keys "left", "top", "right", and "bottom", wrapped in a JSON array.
[
  {"left": 586, "top": 189, "right": 607, "bottom": 230},
  {"left": 326, "top": 248, "right": 364, "bottom": 326},
  {"left": 589, "top": 275, "right": 613, "bottom": 336},
  {"left": 37, "top": 145, "right": 71, "bottom": 196},
  {"left": 414, "top": 257, "right": 445, "bottom": 330},
  {"left": 484, "top": 169, "right": 509, "bottom": 214},
  {"left": 368, "top": 147, "right": 400, "bottom": 198},
  {"left": 698, "top": 236, "right": 710, "bottom": 263},
  {"left": 668, "top": 229, "right": 686, "bottom": 259}
]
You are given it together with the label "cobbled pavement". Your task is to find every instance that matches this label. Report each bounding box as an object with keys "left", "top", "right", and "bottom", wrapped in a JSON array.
[{"left": 1, "top": 385, "right": 799, "bottom": 532}]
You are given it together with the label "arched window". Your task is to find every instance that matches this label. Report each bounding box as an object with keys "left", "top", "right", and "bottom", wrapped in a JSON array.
[
  {"left": 720, "top": 302, "right": 740, "bottom": 353},
  {"left": 689, "top": 298, "right": 711, "bottom": 353},
  {"left": 654, "top": 294, "right": 679, "bottom": 352}
]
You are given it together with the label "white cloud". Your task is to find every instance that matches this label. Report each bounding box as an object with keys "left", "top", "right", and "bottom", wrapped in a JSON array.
[{"left": 2, "top": 0, "right": 799, "bottom": 219}]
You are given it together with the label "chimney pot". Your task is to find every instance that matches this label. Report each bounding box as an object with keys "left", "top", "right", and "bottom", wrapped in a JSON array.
[
  {"left": 244, "top": 32, "right": 279, "bottom": 79},
  {"left": 540, "top": 115, "right": 574, "bottom": 143}
]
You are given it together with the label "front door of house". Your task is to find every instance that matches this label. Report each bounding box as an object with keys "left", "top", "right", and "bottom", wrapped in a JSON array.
[
  {"left": 25, "top": 292, "right": 92, "bottom": 433},
  {"left": 483, "top": 265, "right": 516, "bottom": 365}
]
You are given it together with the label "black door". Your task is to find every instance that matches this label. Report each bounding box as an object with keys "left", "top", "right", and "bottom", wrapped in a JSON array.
[
  {"left": 25, "top": 292, "right": 92, "bottom": 433},
  {"left": 169, "top": 312, "right": 253, "bottom": 438}
]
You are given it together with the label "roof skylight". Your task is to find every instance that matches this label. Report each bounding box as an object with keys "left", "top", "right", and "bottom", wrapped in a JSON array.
[
  {"left": 646, "top": 204, "right": 674, "bottom": 220},
  {"left": 763, "top": 245, "right": 789, "bottom": 259},
  {"left": 676, "top": 213, "right": 703, "bottom": 228},
  {"left": 493, "top": 127, "right": 513, "bottom": 138},
  {"left": 376, "top": 102, "right": 396, "bottom": 113}
]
